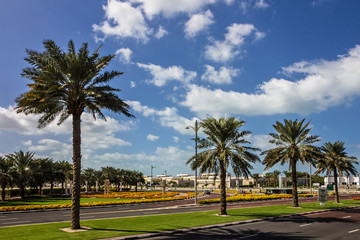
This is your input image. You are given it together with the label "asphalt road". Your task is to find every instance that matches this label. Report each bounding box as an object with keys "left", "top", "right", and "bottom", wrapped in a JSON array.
[
  {"left": 0, "top": 193, "right": 359, "bottom": 229},
  {"left": 146, "top": 207, "right": 360, "bottom": 240}
]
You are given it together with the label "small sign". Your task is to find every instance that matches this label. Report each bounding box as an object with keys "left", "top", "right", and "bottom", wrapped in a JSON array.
[{"left": 318, "top": 188, "right": 328, "bottom": 205}]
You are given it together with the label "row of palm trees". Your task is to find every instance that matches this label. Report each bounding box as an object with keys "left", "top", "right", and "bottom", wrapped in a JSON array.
[
  {"left": 0, "top": 151, "right": 145, "bottom": 200},
  {"left": 252, "top": 170, "right": 324, "bottom": 188},
  {"left": 187, "top": 118, "right": 358, "bottom": 216}
]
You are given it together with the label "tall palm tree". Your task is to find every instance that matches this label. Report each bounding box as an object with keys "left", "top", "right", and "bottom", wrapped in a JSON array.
[
  {"left": 82, "top": 168, "right": 95, "bottom": 193},
  {"left": 262, "top": 119, "right": 322, "bottom": 207},
  {"left": 15, "top": 39, "right": 134, "bottom": 229},
  {"left": 6, "top": 151, "right": 35, "bottom": 199},
  {"left": 283, "top": 170, "right": 292, "bottom": 187},
  {"left": 264, "top": 172, "right": 272, "bottom": 187},
  {"left": 272, "top": 170, "right": 281, "bottom": 187},
  {"left": 0, "top": 157, "right": 14, "bottom": 201},
  {"left": 29, "top": 158, "right": 53, "bottom": 195},
  {"left": 315, "top": 141, "right": 358, "bottom": 203},
  {"left": 93, "top": 170, "right": 103, "bottom": 193},
  {"left": 187, "top": 117, "right": 260, "bottom": 215}
]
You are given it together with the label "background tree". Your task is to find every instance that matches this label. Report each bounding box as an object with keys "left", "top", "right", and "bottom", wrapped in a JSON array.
[
  {"left": 187, "top": 117, "right": 260, "bottom": 215},
  {"left": 315, "top": 141, "right": 358, "bottom": 203},
  {"left": 6, "top": 151, "right": 35, "bottom": 199},
  {"left": 82, "top": 168, "right": 95, "bottom": 193},
  {"left": 0, "top": 157, "right": 14, "bottom": 201},
  {"left": 93, "top": 170, "right": 103, "bottom": 193},
  {"left": 29, "top": 158, "right": 53, "bottom": 195},
  {"left": 15, "top": 39, "right": 134, "bottom": 229},
  {"left": 264, "top": 172, "right": 272, "bottom": 187},
  {"left": 262, "top": 119, "right": 322, "bottom": 207},
  {"left": 283, "top": 170, "right": 292, "bottom": 187},
  {"left": 272, "top": 170, "right": 281, "bottom": 187},
  {"left": 58, "top": 160, "right": 72, "bottom": 194},
  {"left": 251, "top": 173, "right": 260, "bottom": 188}
]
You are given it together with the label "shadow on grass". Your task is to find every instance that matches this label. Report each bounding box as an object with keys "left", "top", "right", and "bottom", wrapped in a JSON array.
[
  {"left": 90, "top": 228, "right": 156, "bottom": 233},
  {"left": 156, "top": 228, "right": 314, "bottom": 239}
]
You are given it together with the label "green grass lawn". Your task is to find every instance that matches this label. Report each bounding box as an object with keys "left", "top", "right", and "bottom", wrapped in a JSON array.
[
  {"left": 0, "top": 197, "right": 136, "bottom": 207},
  {"left": 0, "top": 200, "right": 359, "bottom": 240}
]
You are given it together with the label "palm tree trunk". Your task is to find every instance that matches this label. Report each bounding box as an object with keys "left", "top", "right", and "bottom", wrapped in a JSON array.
[
  {"left": 219, "top": 161, "right": 227, "bottom": 215},
  {"left": 334, "top": 169, "right": 340, "bottom": 203},
  {"left": 20, "top": 184, "right": 25, "bottom": 199},
  {"left": 291, "top": 158, "right": 299, "bottom": 207},
  {"left": 71, "top": 113, "right": 82, "bottom": 229},
  {"left": 1, "top": 183, "right": 6, "bottom": 201}
]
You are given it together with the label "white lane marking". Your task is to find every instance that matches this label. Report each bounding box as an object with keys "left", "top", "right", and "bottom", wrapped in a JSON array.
[
  {"left": 349, "top": 229, "right": 360, "bottom": 234},
  {"left": 2, "top": 221, "right": 31, "bottom": 225},
  {"left": 300, "top": 223, "right": 312, "bottom": 227},
  {"left": 342, "top": 216, "right": 351, "bottom": 218},
  {"left": 238, "top": 234, "right": 258, "bottom": 239}
]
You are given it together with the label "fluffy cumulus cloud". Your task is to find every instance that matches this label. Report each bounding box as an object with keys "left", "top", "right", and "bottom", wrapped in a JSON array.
[
  {"left": 184, "top": 10, "right": 214, "bottom": 38},
  {"left": 115, "top": 48, "right": 132, "bottom": 63},
  {"left": 147, "top": 134, "right": 159, "bottom": 141},
  {"left": 240, "top": 0, "right": 270, "bottom": 14},
  {"left": 201, "top": 65, "right": 240, "bottom": 84},
  {"left": 182, "top": 45, "right": 360, "bottom": 116},
  {"left": 93, "top": 0, "right": 152, "bottom": 42},
  {"left": 91, "top": 146, "right": 192, "bottom": 174},
  {"left": 205, "top": 23, "right": 265, "bottom": 62},
  {"left": 137, "top": 63, "right": 197, "bottom": 87},
  {"left": 127, "top": 101, "right": 198, "bottom": 135},
  {"left": 131, "top": 0, "right": 217, "bottom": 19},
  {"left": 154, "top": 26, "right": 168, "bottom": 39},
  {"left": 0, "top": 106, "right": 134, "bottom": 160}
]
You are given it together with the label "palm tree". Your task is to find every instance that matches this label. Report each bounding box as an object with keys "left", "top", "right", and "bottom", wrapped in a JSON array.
[
  {"left": 6, "top": 151, "right": 35, "bottom": 199},
  {"left": 93, "top": 170, "right": 103, "bottom": 193},
  {"left": 82, "top": 168, "right": 95, "bottom": 193},
  {"left": 0, "top": 157, "right": 14, "bottom": 201},
  {"left": 187, "top": 117, "right": 260, "bottom": 215},
  {"left": 262, "top": 119, "right": 322, "bottom": 207},
  {"left": 272, "top": 170, "right": 281, "bottom": 187},
  {"left": 251, "top": 173, "right": 260, "bottom": 188},
  {"left": 15, "top": 39, "right": 134, "bottom": 229},
  {"left": 29, "top": 158, "right": 53, "bottom": 195},
  {"left": 264, "top": 172, "right": 272, "bottom": 187},
  {"left": 58, "top": 160, "right": 72, "bottom": 194},
  {"left": 315, "top": 141, "right": 358, "bottom": 203},
  {"left": 283, "top": 170, "right": 292, "bottom": 187}
]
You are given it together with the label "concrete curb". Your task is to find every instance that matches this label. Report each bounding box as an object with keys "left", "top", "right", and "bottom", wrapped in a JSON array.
[{"left": 100, "top": 205, "right": 360, "bottom": 240}]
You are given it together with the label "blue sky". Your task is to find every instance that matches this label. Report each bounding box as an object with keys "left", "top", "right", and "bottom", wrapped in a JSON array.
[{"left": 1, "top": 0, "right": 360, "bottom": 177}]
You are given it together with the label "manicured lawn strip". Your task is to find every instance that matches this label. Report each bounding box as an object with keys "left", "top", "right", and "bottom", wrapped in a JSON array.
[
  {"left": 0, "top": 200, "right": 359, "bottom": 240},
  {"left": 0, "top": 197, "right": 136, "bottom": 207}
]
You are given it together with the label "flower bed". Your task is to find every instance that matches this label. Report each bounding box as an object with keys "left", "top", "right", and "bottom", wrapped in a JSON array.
[
  {"left": 0, "top": 192, "right": 195, "bottom": 212},
  {"left": 198, "top": 193, "right": 313, "bottom": 204},
  {"left": 81, "top": 191, "right": 179, "bottom": 199}
]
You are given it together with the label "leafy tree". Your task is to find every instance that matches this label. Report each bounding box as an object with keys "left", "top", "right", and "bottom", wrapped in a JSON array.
[
  {"left": 15, "top": 39, "right": 134, "bottom": 229},
  {"left": 315, "top": 141, "right": 358, "bottom": 203},
  {"left": 6, "top": 151, "right": 35, "bottom": 199},
  {"left": 0, "top": 157, "right": 14, "bottom": 201},
  {"left": 187, "top": 117, "right": 260, "bottom": 215},
  {"left": 262, "top": 119, "right": 322, "bottom": 207},
  {"left": 101, "top": 166, "right": 117, "bottom": 186}
]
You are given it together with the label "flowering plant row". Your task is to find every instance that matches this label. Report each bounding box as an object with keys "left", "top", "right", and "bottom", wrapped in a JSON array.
[
  {"left": 198, "top": 193, "right": 313, "bottom": 204},
  {"left": 0, "top": 192, "right": 195, "bottom": 212}
]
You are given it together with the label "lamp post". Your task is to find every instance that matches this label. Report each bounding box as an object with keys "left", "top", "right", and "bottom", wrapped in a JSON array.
[
  {"left": 186, "top": 120, "right": 200, "bottom": 205},
  {"left": 150, "top": 165, "right": 155, "bottom": 190}
]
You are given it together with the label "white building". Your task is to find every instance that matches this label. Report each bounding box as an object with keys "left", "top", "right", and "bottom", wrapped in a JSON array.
[{"left": 324, "top": 176, "right": 360, "bottom": 186}]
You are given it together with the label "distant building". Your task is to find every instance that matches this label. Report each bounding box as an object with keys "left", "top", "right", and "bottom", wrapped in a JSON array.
[
  {"left": 144, "top": 173, "right": 254, "bottom": 189},
  {"left": 324, "top": 176, "right": 360, "bottom": 186}
]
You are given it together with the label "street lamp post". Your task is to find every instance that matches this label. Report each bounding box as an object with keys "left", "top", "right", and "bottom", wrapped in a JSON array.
[
  {"left": 186, "top": 120, "right": 200, "bottom": 205},
  {"left": 150, "top": 165, "right": 155, "bottom": 190}
]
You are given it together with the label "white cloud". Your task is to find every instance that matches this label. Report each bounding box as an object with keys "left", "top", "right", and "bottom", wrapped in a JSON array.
[
  {"left": 154, "top": 26, "right": 168, "bottom": 39},
  {"left": 254, "top": 0, "right": 269, "bottom": 9},
  {"left": 184, "top": 10, "right": 214, "bottom": 38},
  {"left": 127, "top": 101, "right": 198, "bottom": 135},
  {"left": 147, "top": 134, "right": 159, "bottom": 141},
  {"left": 115, "top": 48, "right": 132, "bottom": 63},
  {"left": 137, "top": 63, "right": 197, "bottom": 87},
  {"left": 182, "top": 45, "right": 360, "bottom": 116},
  {"left": 93, "top": 0, "right": 152, "bottom": 42},
  {"left": 201, "top": 65, "right": 240, "bottom": 84},
  {"left": 130, "top": 81, "right": 136, "bottom": 88},
  {"left": 131, "top": 0, "right": 217, "bottom": 19},
  {"left": 91, "top": 146, "right": 192, "bottom": 173},
  {"left": 172, "top": 136, "right": 180, "bottom": 143},
  {"left": 205, "top": 23, "right": 264, "bottom": 62}
]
